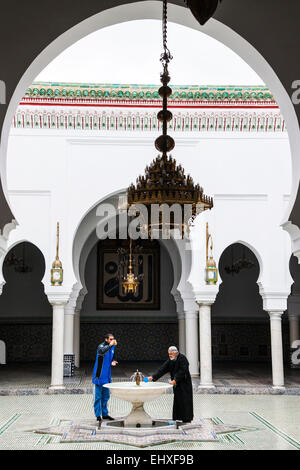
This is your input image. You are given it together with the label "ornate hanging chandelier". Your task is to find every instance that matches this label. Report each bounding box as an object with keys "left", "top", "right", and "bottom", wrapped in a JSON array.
[
  {"left": 127, "top": 0, "right": 213, "bottom": 238},
  {"left": 4, "top": 242, "right": 33, "bottom": 273},
  {"left": 120, "top": 238, "right": 141, "bottom": 294},
  {"left": 224, "top": 245, "right": 255, "bottom": 276}
]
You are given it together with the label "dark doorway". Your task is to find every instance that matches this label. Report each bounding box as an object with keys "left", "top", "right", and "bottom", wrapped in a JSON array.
[
  {"left": 212, "top": 243, "right": 269, "bottom": 364},
  {"left": 0, "top": 242, "right": 52, "bottom": 363}
]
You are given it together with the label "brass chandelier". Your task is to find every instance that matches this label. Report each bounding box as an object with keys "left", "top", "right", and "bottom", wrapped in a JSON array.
[
  {"left": 127, "top": 0, "right": 213, "bottom": 237},
  {"left": 224, "top": 245, "right": 255, "bottom": 276},
  {"left": 119, "top": 239, "right": 143, "bottom": 295},
  {"left": 4, "top": 242, "right": 33, "bottom": 273}
]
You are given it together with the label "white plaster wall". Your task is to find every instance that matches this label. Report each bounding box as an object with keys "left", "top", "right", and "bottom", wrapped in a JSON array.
[
  {"left": 2, "top": 191, "right": 52, "bottom": 288},
  {"left": 6, "top": 124, "right": 293, "bottom": 298}
]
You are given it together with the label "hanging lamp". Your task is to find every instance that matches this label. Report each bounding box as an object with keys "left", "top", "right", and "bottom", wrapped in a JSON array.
[{"left": 127, "top": 0, "right": 213, "bottom": 238}]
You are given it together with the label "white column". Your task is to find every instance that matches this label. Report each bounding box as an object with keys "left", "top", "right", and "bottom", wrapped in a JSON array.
[
  {"left": 49, "top": 299, "right": 68, "bottom": 389},
  {"left": 172, "top": 291, "right": 185, "bottom": 355},
  {"left": 287, "top": 295, "right": 300, "bottom": 367},
  {"left": 185, "top": 311, "right": 199, "bottom": 377},
  {"left": 268, "top": 311, "right": 285, "bottom": 389},
  {"left": 289, "top": 313, "right": 300, "bottom": 368},
  {"left": 198, "top": 303, "right": 214, "bottom": 388},
  {"left": 178, "top": 312, "right": 186, "bottom": 355},
  {"left": 64, "top": 308, "right": 75, "bottom": 355},
  {"left": 73, "top": 311, "right": 80, "bottom": 368},
  {"left": 72, "top": 289, "right": 86, "bottom": 368}
]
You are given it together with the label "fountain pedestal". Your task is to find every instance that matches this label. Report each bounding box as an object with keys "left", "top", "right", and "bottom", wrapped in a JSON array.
[
  {"left": 124, "top": 402, "right": 153, "bottom": 427},
  {"left": 104, "top": 382, "right": 172, "bottom": 428}
]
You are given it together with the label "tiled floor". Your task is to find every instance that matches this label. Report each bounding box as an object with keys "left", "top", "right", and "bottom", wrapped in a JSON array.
[
  {"left": 1, "top": 361, "right": 299, "bottom": 449},
  {"left": 33, "top": 418, "right": 251, "bottom": 447},
  {"left": 1, "top": 394, "right": 300, "bottom": 450},
  {"left": 212, "top": 362, "right": 300, "bottom": 387},
  {"left": 1, "top": 361, "right": 300, "bottom": 391}
]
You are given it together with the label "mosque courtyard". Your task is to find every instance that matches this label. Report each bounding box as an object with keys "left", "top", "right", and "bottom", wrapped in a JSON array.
[
  {"left": 0, "top": 362, "right": 300, "bottom": 450},
  {"left": 1, "top": 5, "right": 300, "bottom": 454}
]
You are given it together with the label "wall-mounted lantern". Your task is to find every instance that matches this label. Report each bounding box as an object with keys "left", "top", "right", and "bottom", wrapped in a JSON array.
[
  {"left": 205, "top": 222, "right": 218, "bottom": 285},
  {"left": 51, "top": 222, "right": 63, "bottom": 286}
]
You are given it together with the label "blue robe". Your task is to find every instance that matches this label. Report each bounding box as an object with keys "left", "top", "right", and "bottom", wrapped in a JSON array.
[{"left": 92, "top": 341, "right": 116, "bottom": 385}]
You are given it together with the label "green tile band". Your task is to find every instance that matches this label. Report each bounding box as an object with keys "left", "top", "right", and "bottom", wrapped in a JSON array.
[
  {"left": 249, "top": 411, "right": 300, "bottom": 450},
  {"left": 23, "top": 82, "right": 275, "bottom": 103},
  {"left": 213, "top": 416, "right": 245, "bottom": 446},
  {"left": 0, "top": 413, "right": 21, "bottom": 435}
]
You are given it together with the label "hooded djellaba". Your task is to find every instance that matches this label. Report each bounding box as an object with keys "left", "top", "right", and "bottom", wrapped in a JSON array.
[{"left": 152, "top": 347, "right": 194, "bottom": 423}]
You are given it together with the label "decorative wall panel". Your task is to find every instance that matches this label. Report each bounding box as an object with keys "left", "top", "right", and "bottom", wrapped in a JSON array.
[{"left": 0, "top": 320, "right": 290, "bottom": 363}]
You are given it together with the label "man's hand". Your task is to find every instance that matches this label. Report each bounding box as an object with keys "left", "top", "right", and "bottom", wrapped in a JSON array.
[
  {"left": 169, "top": 380, "right": 176, "bottom": 386},
  {"left": 110, "top": 339, "right": 117, "bottom": 346},
  {"left": 111, "top": 361, "right": 118, "bottom": 367},
  {"left": 148, "top": 377, "right": 153, "bottom": 382}
]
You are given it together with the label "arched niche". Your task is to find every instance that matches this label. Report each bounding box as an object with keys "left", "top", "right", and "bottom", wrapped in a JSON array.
[
  {"left": 72, "top": 192, "right": 187, "bottom": 362},
  {"left": 214, "top": 242, "right": 263, "bottom": 319},
  {"left": 80, "top": 236, "right": 178, "bottom": 362},
  {"left": 289, "top": 255, "right": 300, "bottom": 296},
  {"left": 0, "top": 241, "right": 52, "bottom": 363},
  {"left": 73, "top": 190, "right": 185, "bottom": 308},
  {"left": 211, "top": 242, "right": 271, "bottom": 364}
]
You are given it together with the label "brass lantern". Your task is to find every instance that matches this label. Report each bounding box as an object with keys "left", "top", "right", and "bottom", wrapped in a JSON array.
[
  {"left": 121, "top": 238, "right": 140, "bottom": 294},
  {"left": 51, "top": 222, "right": 63, "bottom": 286},
  {"left": 205, "top": 223, "right": 218, "bottom": 285}
]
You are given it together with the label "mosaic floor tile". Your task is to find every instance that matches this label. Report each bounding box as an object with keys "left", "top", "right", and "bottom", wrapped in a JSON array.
[
  {"left": 31, "top": 418, "right": 252, "bottom": 448},
  {"left": 1, "top": 394, "right": 300, "bottom": 450}
]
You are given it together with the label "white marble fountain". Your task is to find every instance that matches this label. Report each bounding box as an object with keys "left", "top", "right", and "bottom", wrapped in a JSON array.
[{"left": 104, "top": 373, "right": 172, "bottom": 428}]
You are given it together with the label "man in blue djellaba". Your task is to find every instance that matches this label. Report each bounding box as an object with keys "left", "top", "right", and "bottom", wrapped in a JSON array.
[{"left": 92, "top": 333, "right": 118, "bottom": 424}]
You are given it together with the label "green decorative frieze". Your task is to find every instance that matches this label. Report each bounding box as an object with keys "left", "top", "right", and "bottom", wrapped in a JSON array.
[{"left": 22, "top": 82, "right": 276, "bottom": 103}]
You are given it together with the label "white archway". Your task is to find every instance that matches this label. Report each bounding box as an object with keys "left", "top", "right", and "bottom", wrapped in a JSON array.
[
  {"left": 220, "top": 239, "right": 264, "bottom": 289},
  {"left": 0, "top": 238, "right": 48, "bottom": 294},
  {"left": 72, "top": 188, "right": 192, "bottom": 356},
  {"left": 0, "top": 0, "right": 299, "bottom": 246},
  {"left": 72, "top": 190, "right": 187, "bottom": 299}
]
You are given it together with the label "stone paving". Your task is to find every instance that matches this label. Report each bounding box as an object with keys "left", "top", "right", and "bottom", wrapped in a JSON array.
[
  {"left": 1, "top": 362, "right": 300, "bottom": 395},
  {"left": 1, "top": 394, "right": 300, "bottom": 450}
]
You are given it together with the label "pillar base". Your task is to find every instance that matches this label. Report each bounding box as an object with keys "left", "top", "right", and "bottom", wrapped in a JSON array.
[
  {"left": 272, "top": 386, "right": 285, "bottom": 391},
  {"left": 49, "top": 385, "right": 65, "bottom": 391},
  {"left": 198, "top": 384, "right": 215, "bottom": 390}
]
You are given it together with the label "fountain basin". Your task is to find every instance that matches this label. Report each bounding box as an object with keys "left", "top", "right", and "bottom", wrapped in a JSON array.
[{"left": 104, "top": 381, "right": 172, "bottom": 427}]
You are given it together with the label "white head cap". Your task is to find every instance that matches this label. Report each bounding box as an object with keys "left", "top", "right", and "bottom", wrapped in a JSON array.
[{"left": 168, "top": 346, "right": 178, "bottom": 353}]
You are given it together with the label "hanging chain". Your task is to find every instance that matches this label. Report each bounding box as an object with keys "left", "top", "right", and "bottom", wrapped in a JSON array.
[
  {"left": 162, "top": 0, "right": 168, "bottom": 55},
  {"left": 154, "top": 0, "right": 175, "bottom": 158},
  {"left": 160, "top": 0, "right": 173, "bottom": 70}
]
